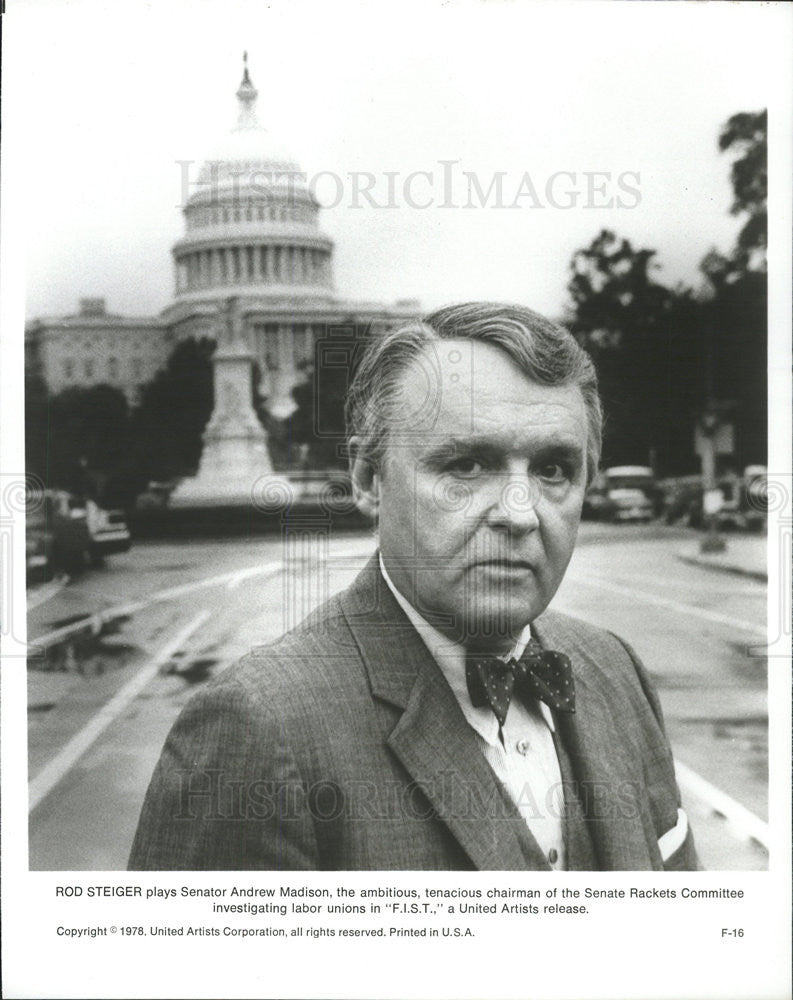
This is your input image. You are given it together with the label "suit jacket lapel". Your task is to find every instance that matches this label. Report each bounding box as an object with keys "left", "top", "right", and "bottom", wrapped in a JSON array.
[
  {"left": 533, "top": 613, "right": 658, "bottom": 870},
  {"left": 387, "top": 647, "right": 552, "bottom": 871},
  {"left": 339, "top": 557, "right": 550, "bottom": 871}
]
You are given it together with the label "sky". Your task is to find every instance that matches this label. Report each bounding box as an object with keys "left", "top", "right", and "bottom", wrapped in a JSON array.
[{"left": 5, "top": 0, "right": 791, "bottom": 322}]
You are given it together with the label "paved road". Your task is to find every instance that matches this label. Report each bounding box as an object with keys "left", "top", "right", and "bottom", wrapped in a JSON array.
[{"left": 26, "top": 523, "right": 768, "bottom": 870}]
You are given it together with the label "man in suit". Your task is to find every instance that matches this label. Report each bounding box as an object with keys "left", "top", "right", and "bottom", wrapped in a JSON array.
[{"left": 129, "top": 302, "right": 698, "bottom": 871}]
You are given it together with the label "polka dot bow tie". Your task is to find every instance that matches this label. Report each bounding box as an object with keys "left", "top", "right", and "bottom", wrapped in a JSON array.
[{"left": 465, "top": 639, "right": 576, "bottom": 733}]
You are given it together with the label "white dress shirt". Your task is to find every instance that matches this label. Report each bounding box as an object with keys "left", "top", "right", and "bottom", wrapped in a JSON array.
[{"left": 379, "top": 555, "right": 566, "bottom": 870}]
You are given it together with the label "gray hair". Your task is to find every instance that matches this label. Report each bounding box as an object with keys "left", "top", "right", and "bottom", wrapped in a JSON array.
[{"left": 346, "top": 301, "right": 602, "bottom": 485}]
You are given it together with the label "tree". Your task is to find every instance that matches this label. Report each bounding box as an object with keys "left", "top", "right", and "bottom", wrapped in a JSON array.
[
  {"left": 567, "top": 108, "right": 768, "bottom": 475},
  {"left": 718, "top": 110, "right": 767, "bottom": 276},
  {"left": 698, "top": 109, "right": 767, "bottom": 465},
  {"left": 289, "top": 361, "right": 349, "bottom": 470},
  {"left": 566, "top": 230, "right": 701, "bottom": 473},
  {"left": 697, "top": 264, "right": 767, "bottom": 467},
  {"left": 25, "top": 371, "right": 51, "bottom": 485},
  {"left": 130, "top": 337, "right": 215, "bottom": 486},
  {"left": 45, "top": 384, "right": 132, "bottom": 501},
  {"left": 283, "top": 321, "right": 365, "bottom": 471}
]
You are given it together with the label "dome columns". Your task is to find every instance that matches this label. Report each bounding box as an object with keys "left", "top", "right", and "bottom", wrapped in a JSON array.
[
  {"left": 173, "top": 57, "right": 336, "bottom": 305},
  {"left": 173, "top": 239, "right": 333, "bottom": 296}
]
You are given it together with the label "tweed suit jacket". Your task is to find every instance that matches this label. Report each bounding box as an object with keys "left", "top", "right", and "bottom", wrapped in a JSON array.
[{"left": 128, "top": 555, "right": 699, "bottom": 871}]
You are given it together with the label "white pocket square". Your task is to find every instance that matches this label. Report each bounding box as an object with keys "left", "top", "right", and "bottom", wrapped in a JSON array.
[{"left": 658, "top": 807, "right": 689, "bottom": 861}]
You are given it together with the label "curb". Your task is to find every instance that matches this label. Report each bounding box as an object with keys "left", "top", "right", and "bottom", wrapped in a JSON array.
[{"left": 676, "top": 552, "right": 767, "bottom": 583}]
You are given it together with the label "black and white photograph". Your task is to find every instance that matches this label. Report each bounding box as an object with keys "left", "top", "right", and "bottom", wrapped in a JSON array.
[{"left": 2, "top": 1, "right": 791, "bottom": 998}]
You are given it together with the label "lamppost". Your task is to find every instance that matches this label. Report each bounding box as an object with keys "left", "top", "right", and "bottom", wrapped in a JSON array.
[
  {"left": 695, "top": 280, "right": 729, "bottom": 555},
  {"left": 698, "top": 409, "right": 727, "bottom": 554}
]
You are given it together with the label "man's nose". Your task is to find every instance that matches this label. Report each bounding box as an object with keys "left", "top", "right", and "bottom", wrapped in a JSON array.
[{"left": 485, "top": 471, "right": 541, "bottom": 532}]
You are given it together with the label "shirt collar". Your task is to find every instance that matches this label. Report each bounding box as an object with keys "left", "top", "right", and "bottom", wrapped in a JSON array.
[{"left": 377, "top": 553, "right": 555, "bottom": 736}]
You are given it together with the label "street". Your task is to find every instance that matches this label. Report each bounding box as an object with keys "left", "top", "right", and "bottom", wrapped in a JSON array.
[{"left": 26, "top": 522, "right": 768, "bottom": 871}]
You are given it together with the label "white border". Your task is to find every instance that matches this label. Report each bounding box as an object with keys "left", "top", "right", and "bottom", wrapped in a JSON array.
[{"left": 2, "top": 2, "right": 791, "bottom": 998}]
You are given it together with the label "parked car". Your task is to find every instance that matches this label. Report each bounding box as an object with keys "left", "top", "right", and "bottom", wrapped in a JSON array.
[
  {"left": 85, "top": 499, "right": 132, "bottom": 564},
  {"left": 135, "top": 480, "right": 177, "bottom": 510},
  {"left": 26, "top": 499, "right": 55, "bottom": 581},
  {"left": 713, "top": 466, "right": 768, "bottom": 531},
  {"left": 25, "top": 490, "right": 92, "bottom": 579},
  {"left": 662, "top": 466, "right": 767, "bottom": 531},
  {"left": 286, "top": 470, "right": 356, "bottom": 512},
  {"left": 583, "top": 466, "right": 656, "bottom": 522},
  {"left": 741, "top": 465, "right": 768, "bottom": 531},
  {"left": 713, "top": 472, "right": 745, "bottom": 529},
  {"left": 661, "top": 475, "right": 703, "bottom": 527}
]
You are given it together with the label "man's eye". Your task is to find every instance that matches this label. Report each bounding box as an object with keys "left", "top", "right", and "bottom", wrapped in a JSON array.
[
  {"left": 536, "top": 463, "right": 568, "bottom": 483},
  {"left": 447, "top": 457, "right": 483, "bottom": 477}
]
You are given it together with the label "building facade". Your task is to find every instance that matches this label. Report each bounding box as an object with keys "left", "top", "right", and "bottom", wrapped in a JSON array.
[
  {"left": 25, "top": 298, "right": 166, "bottom": 403},
  {"left": 26, "top": 59, "right": 419, "bottom": 421}
]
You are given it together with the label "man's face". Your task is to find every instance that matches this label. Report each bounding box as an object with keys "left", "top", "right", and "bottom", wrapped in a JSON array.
[{"left": 369, "top": 339, "right": 588, "bottom": 650}]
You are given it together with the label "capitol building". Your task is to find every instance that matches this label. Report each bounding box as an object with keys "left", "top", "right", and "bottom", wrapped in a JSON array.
[{"left": 25, "top": 58, "right": 418, "bottom": 439}]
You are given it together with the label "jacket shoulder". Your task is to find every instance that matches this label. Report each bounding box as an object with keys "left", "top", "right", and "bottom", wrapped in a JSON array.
[
  {"left": 534, "top": 607, "right": 629, "bottom": 659},
  {"left": 198, "top": 590, "right": 368, "bottom": 715},
  {"left": 535, "top": 607, "right": 666, "bottom": 723}
]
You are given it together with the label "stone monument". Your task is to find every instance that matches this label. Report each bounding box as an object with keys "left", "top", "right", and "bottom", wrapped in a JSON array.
[{"left": 170, "top": 297, "right": 288, "bottom": 508}]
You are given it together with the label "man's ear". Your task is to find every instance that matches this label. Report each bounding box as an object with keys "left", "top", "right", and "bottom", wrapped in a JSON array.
[{"left": 349, "top": 436, "right": 380, "bottom": 520}]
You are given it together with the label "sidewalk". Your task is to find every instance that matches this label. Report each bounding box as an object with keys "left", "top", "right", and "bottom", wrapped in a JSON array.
[{"left": 677, "top": 534, "right": 767, "bottom": 582}]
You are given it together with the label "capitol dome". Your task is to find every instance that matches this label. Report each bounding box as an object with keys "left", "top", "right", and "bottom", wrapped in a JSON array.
[
  {"left": 196, "top": 59, "right": 303, "bottom": 191},
  {"left": 160, "top": 55, "right": 417, "bottom": 446},
  {"left": 172, "top": 55, "right": 333, "bottom": 305}
]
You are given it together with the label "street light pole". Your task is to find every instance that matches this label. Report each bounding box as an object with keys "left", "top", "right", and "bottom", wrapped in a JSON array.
[
  {"left": 699, "top": 411, "right": 727, "bottom": 554},
  {"left": 696, "top": 290, "right": 728, "bottom": 554}
]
